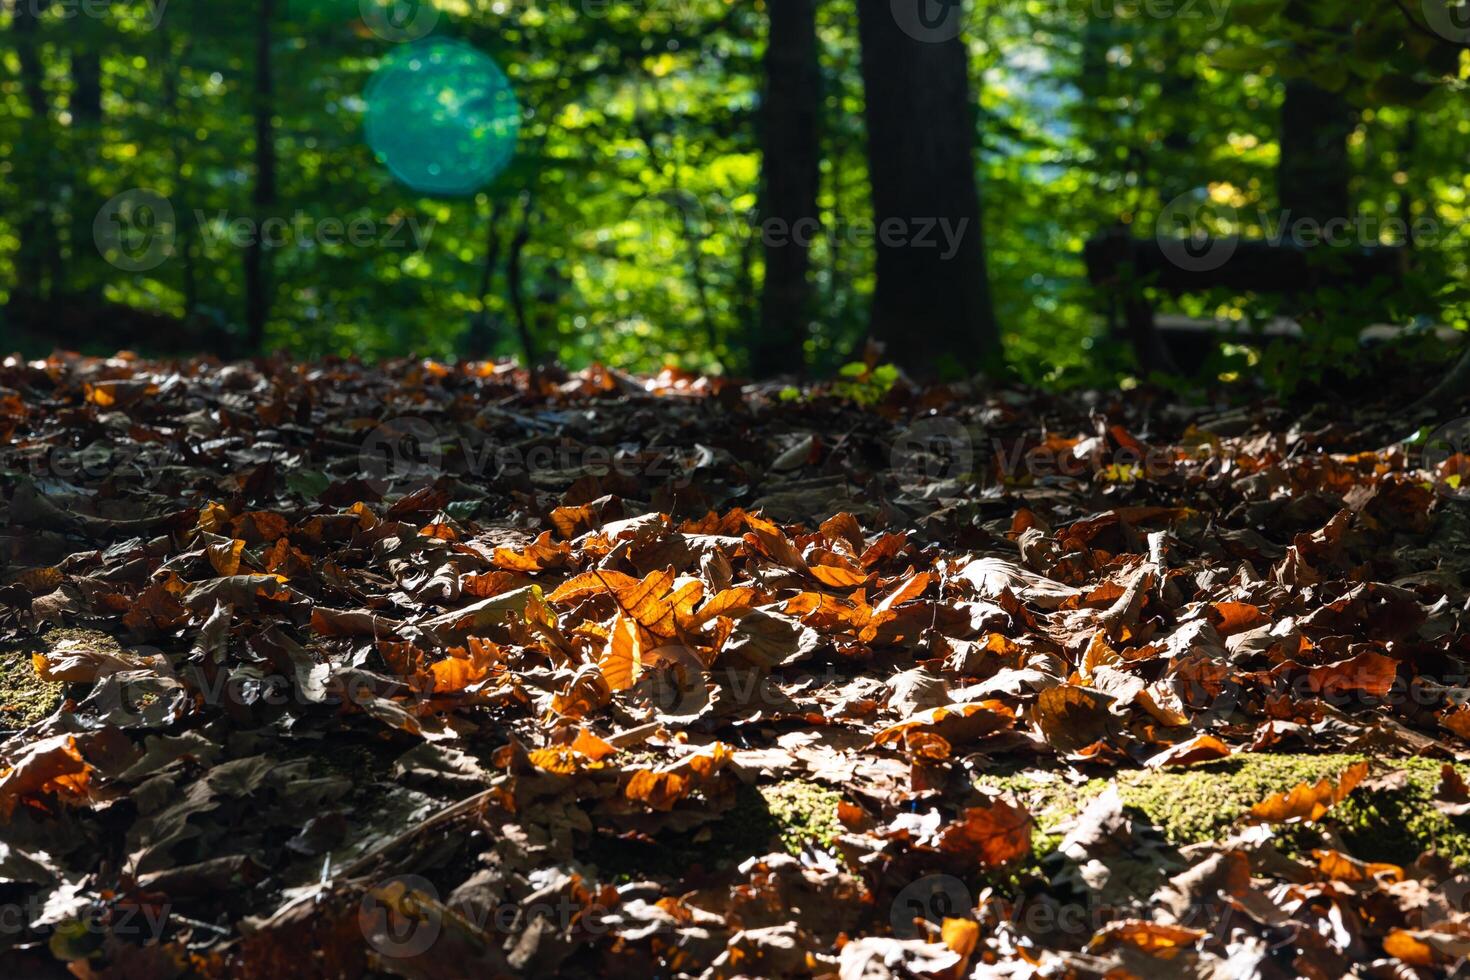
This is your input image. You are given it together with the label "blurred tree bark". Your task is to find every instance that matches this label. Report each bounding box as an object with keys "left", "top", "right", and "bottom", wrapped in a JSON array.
[
  {"left": 751, "top": 0, "right": 820, "bottom": 377},
  {"left": 245, "top": 0, "right": 277, "bottom": 352},
  {"left": 159, "top": 28, "right": 200, "bottom": 321},
  {"left": 1278, "top": 78, "right": 1353, "bottom": 226},
  {"left": 855, "top": 0, "right": 1000, "bottom": 378},
  {"left": 12, "top": 0, "right": 61, "bottom": 303},
  {"left": 68, "top": 28, "right": 104, "bottom": 295}
]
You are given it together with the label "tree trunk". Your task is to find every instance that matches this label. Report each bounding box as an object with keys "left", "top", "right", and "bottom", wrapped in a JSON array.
[
  {"left": 12, "top": 0, "right": 60, "bottom": 302},
  {"left": 751, "top": 0, "right": 820, "bottom": 378},
  {"left": 463, "top": 198, "right": 504, "bottom": 359},
  {"left": 854, "top": 0, "right": 1000, "bottom": 378},
  {"left": 160, "top": 30, "right": 200, "bottom": 322},
  {"left": 244, "top": 0, "right": 278, "bottom": 352},
  {"left": 1278, "top": 78, "right": 1353, "bottom": 227},
  {"left": 506, "top": 193, "right": 539, "bottom": 368},
  {"left": 68, "top": 41, "right": 104, "bottom": 291}
]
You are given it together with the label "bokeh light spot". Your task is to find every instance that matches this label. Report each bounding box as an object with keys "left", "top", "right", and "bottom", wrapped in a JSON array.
[{"left": 364, "top": 39, "right": 520, "bottom": 197}]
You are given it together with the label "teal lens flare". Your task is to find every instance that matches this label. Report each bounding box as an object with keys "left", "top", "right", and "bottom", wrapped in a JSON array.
[{"left": 364, "top": 38, "right": 520, "bottom": 197}]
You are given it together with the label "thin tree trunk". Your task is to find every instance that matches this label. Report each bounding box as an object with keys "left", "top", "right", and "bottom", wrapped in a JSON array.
[
  {"left": 68, "top": 43, "right": 103, "bottom": 286},
  {"left": 735, "top": 208, "right": 759, "bottom": 341},
  {"left": 506, "top": 193, "right": 539, "bottom": 368},
  {"left": 160, "top": 31, "right": 200, "bottom": 321},
  {"left": 245, "top": 0, "right": 278, "bottom": 352},
  {"left": 854, "top": 0, "right": 1000, "bottom": 378},
  {"left": 463, "top": 198, "right": 504, "bottom": 359},
  {"left": 13, "top": 0, "right": 60, "bottom": 301},
  {"left": 750, "top": 0, "right": 820, "bottom": 377}
]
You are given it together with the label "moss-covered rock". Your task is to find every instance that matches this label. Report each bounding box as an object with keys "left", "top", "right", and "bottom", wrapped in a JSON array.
[{"left": 979, "top": 753, "right": 1470, "bottom": 869}]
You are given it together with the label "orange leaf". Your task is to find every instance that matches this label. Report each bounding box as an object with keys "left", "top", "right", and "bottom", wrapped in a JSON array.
[
  {"left": 742, "top": 512, "right": 808, "bottom": 572},
  {"left": 231, "top": 510, "right": 289, "bottom": 544},
  {"left": 547, "top": 570, "right": 641, "bottom": 605},
  {"left": 1303, "top": 651, "right": 1398, "bottom": 698},
  {"left": 427, "top": 641, "right": 497, "bottom": 694},
  {"left": 809, "top": 562, "right": 868, "bottom": 589},
  {"left": 571, "top": 728, "right": 618, "bottom": 762},
  {"left": 1206, "top": 601, "right": 1267, "bottom": 636},
  {"left": 937, "top": 800, "right": 1033, "bottom": 868},
  {"left": 1246, "top": 761, "right": 1369, "bottom": 824},
  {"left": 603, "top": 568, "right": 679, "bottom": 638},
  {"left": 680, "top": 586, "right": 761, "bottom": 631},
  {"left": 1031, "top": 686, "right": 1115, "bottom": 755},
  {"left": 464, "top": 571, "right": 522, "bottom": 599},
  {"left": 1089, "top": 920, "right": 1205, "bottom": 957},
  {"left": 0, "top": 735, "right": 94, "bottom": 819},
  {"left": 941, "top": 918, "right": 979, "bottom": 959},
  {"left": 1383, "top": 930, "right": 1436, "bottom": 967},
  {"left": 624, "top": 770, "right": 690, "bottom": 811},
  {"left": 905, "top": 730, "right": 953, "bottom": 761},
  {"left": 1442, "top": 708, "right": 1470, "bottom": 741},
  {"left": 1144, "top": 734, "right": 1230, "bottom": 769},
  {"left": 876, "top": 571, "right": 931, "bottom": 611},
  {"left": 207, "top": 538, "right": 245, "bottom": 577},
  {"left": 492, "top": 531, "right": 572, "bottom": 573},
  {"left": 1312, "top": 849, "right": 1402, "bottom": 883},
  {"left": 680, "top": 742, "right": 732, "bottom": 780},
  {"left": 528, "top": 746, "right": 578, "bottom": 774},
  {"left": 598, "top": 612, "right": 643, "bottom": 693}
]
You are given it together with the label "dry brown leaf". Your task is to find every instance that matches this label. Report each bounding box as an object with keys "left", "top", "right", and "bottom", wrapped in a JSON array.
[{"left": 1246, "top": 760, "right": 1369, "bottom": 824}]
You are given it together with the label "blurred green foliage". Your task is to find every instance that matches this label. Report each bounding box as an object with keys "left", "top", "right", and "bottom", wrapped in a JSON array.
[{"left": 0, "top": 0, "right": 1466, "bottom": 386}]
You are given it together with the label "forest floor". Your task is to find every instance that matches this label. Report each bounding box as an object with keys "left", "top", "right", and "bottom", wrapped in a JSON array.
[{"left": 1, "top": 352, "right": 1470, "bottom": 978}]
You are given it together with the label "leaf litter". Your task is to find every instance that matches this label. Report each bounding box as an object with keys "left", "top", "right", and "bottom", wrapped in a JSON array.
[{"left": 0, "top": 352, "right": 1468, "bottom": 976}]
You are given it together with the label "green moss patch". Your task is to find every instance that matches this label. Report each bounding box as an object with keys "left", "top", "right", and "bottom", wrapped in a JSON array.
[
  {"left": 0, "top": 628, "right": 94, "bottom": 728},
  {"left": 980, "top": 753, "right": 1470, "bottom": 869},
  {"left": 758, "top": 780, "right": 843, "bottom": 854}
]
